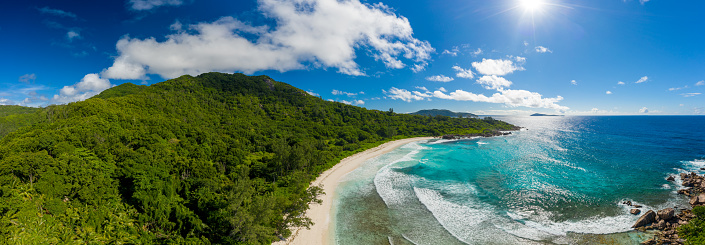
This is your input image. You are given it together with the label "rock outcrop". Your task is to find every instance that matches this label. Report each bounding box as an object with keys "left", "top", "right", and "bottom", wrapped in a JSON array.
[
  {"left": 690, "top": 193, "right": 705, "bottom": 206},
  {"left": 637, "top": 172, "right": 705, "bottom": 245},
  {"left": 441, "top": 131, "right": 514, "bottom": 139},
  {"left": 632, "top": 210, "right": 656, "bottom": 228},
  {"left": 657, "top": 208, "right": 675, "bottom": 221}
]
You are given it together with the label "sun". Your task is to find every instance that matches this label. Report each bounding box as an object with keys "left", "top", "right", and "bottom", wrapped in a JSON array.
[{"left": 519, "top": 0, "right": 545, "bottom": 12}]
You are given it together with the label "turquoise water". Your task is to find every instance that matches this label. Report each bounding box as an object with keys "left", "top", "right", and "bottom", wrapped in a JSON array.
[{"left": 334, "top": 116, "right": 705, "bottom": 244}]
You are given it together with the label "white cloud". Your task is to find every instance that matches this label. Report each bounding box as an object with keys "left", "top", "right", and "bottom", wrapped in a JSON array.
[
  {"left": 415, "top": 86, "right": 428, "bottom": 91},
  {"left": 306, "top": 91, "right": 319, "bottom": 96},
  {"left": 535, "top": 46, "right": 552, "bottom": 53},
  {"left": 37, "top": 6, "right": 77, "bottom": 19},
  {"left": 471, "top": 59, "right": 524, "bottom": 76},
  {"left": 617, "top": 81, "right": 625, "bottom": 85},
  {"left": 383, "top": 87, "right": 430, "bottom": 102},
  {"left": 606, "top": 91, "right": 612, "bottom": 94},
  {"left": 340, "top": 99, "right": 365, "bottom": 105},
  {"left": 523, "top": 41, "right": 529, "bottom": 46},
  {"left": 564, "top": 108, "right": 620, "bottom": 115},
  {"left": 571, "top": 80, "right": 577, "bottom": 85},
  {"left": 442, "top": 50, "right": 457, "bottom": 56},
  {"left": 67, "top": 31, "right": 81, "bottom": 41},
  {"left": 385, "top": 86, "right": 568, "bottom": 112},
  {"left": 696, "top": 81, "right": 704, "bottom": 86},
  {"left": 411, "top": 64, "right": 427, "bottom": 73},
  {"left": 170, "top": 20, "right": 183, "bottom": 31},
  {"left": 19, "top": 74, "right": 37, "bottom": 83},
  {"left": 512, "top": 56, "right": 526, "bottom": 63},
  {"left": 472, "top": 48, "right": 483, "bottom": 56},
  {"left": 477, "top": 75, "right": 512, "bottom": 90},
  {"left": 635, "top": 76, "right": 648, "bottom": 84},
  {"left": 452, "top": 66, "right": 474, "bottom": 79},
  {"left": 19, "top": 94, "right": 49, "bottom": 107},
  {"left": 129, "top": 0, "right": 184, "bottom": 11},
  {"left": 696, "top": 107, "right": 705, "bottom": 115},
  {"left": 426, "top": 75, "right": 454, "bottom": 82},
  {"left": 668, "top": 86, "right": 688, "bottom": 91},
  {"left": 442, "top": 46, "right": 459, "bottom": 56},
  {"left": 52, "top": 73, "right": 112, "bottom": 104},
  {"left": 640, "top": 0, "right": 650, "bottom": 4},
  {"left": 0, "top": 98, "right": 14, "bottom": 105},
  {"left": 102, "top": 56, "right": 147, "bottom": 80},
  {"left": 681, "top": 93, "right": 701, "bottom": 97},
  {"left": 107, "top": 0, "right": 433, "bottom": 79},
  {"left": 332, "top": 89, "right": 357, "bottom": 97},
  {"left": 433, "top": 88, "right": 568, "bottom": 112},
  {"left": 639, "top": 107, "right": 649, "bottom": 113}
]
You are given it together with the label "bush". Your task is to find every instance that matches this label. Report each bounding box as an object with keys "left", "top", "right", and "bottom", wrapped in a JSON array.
[{"left": 679, "top": 206, "right": 705, "bottom": 244}]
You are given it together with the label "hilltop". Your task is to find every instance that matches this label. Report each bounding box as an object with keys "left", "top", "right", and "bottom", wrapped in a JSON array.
[
  {"left": 410, "top": 109, "right": 477, "bottom": 118},
  {"left": 0, "top": 73, "right": 517, "bottom": 244},
  {"left": 0, "top": 105, "right": 43, "bottom": 138}
]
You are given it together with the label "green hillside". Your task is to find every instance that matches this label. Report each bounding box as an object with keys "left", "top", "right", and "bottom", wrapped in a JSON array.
[
  {"left": 410, "top": 109, "right": 477, "bottom": 118},
  {"left": 0, "top": 73, "right": 517, "bottom": 244},
  {"left": 0, "top": 105, "right": 43, "bottom": 138}
]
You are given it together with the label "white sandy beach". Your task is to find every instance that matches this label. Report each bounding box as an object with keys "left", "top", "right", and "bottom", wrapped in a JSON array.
[{"left": 273, "top": 137, "right": 433, "bottom": 245}]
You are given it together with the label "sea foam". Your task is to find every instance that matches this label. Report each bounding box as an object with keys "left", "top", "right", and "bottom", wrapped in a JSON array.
[{"left": 413, "top": 186, "right": 524, "bottom": 244}]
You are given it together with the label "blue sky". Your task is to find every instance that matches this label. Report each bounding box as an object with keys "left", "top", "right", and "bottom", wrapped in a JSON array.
[{"left": 1, "top": 0, "right": 703, "bottom": 115}]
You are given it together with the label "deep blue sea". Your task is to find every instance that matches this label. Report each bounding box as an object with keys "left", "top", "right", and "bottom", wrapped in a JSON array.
[{"left": 333, "top": 116, "right": 705, "bottom": 245}]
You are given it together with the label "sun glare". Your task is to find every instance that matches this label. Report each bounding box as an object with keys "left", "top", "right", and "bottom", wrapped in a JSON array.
[{"left": 519, "top": 0, "right": 545, "bottom": 12}]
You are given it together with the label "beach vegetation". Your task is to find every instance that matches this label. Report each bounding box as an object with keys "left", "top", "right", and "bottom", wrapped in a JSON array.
[{"left": 679, "top": 206, "right": 705, "bottom": 244}]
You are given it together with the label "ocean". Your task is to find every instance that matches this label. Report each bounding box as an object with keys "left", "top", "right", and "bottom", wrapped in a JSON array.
[{"left": 333, "top": 116, "right": 705, "bottom": 245}]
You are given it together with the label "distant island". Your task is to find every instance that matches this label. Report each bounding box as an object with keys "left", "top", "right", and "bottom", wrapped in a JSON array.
[
  {"left": 530, "top": 113, "right": 564, "bottom": 117},
  {"left": 411, "top": 109, "right": 478, "bottom": 118}
]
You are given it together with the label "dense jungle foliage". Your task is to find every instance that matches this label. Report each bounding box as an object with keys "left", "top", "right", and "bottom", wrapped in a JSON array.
[
  {"left": 679, "top": 206, "right": 705, "bottom": 244},
  {"left": 0, "top": 72, "right": 517, "bottom": 244},
  {"left": 0, "top": 105, "right": 42, "bottom": 138}
]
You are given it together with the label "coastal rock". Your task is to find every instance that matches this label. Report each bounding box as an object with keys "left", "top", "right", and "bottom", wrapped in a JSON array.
[
  {"left": 667, "top": 175, "right": 675, "bottom": 181},
  {"left": 657, "top": 220, "right": 667, "bottom": 230},
  {"left": 634, "top": 205, "right": 643, "bottom": 208},
  {"left": 641, "top": 238, "right": 656, "bottom": 245},
  {"left": 632, "top": 210, "right": 657, "bottom": 228},
  {"left": 630, "top": 209, "right": 641, "bottom": 215},
  {"left": 683, "top": 180, "right": 694, "bottom": 187},
  {"left": 681, "top": 173, "right": 688, "bottom": 180},
  {"left": 441, "top": 135, "right": 458, "bottom": 140},
  {"left": 689, "top": 193, "right": 705, "bottom": 206},
  {"left": 657, "top": 208, "right": 675, "bottom": 221}
]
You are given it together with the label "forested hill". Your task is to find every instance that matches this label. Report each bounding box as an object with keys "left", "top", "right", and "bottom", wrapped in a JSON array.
[
  {"left": 410, "top": 109, "right": 478, "bottom": 118},
  {"left": 0, "top": 72, "right": 517, "bottom": 244},
  {"left": 0, "top": 105, "right": 42, "bottom": 138}
]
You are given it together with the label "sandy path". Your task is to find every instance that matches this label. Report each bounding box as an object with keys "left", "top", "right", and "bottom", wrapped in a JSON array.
[{"left": 273, "top": 137, "right": 433, "bottom": 245}]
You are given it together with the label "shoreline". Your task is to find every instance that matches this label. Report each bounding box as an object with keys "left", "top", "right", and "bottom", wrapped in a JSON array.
[{"left": 274, "top": 137, "right": 434, "bottom": 245}]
